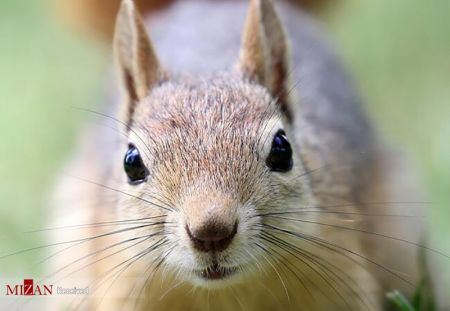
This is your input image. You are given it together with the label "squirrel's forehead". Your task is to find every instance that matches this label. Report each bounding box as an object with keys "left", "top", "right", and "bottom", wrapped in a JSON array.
[
  {"left": 137, "top": 78, "right": 276, "bottom": 115},
  {"left": 130, "top": 80, "right": 281, "bottom": 141},
  {"left": 129, "top": 109, "right": 280, "bottom": 153},
  {"left": 134, "top": 106, "right": 280, "bottom": 140},
  {"left": 133, "top": 99, "right": 279, "bottom": 132}
]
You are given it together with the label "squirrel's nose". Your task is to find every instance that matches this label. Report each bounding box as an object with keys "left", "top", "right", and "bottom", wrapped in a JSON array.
[{"left": 186, "top": 221, "right": 238, "bottom": 252}]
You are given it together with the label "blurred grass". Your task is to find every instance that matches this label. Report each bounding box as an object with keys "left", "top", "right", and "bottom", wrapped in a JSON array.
[
  {"left": 0, "top": 0, "right": 448, "bottom": 300},
  {"left": 328, "top": 0, "right": 450, "bottom": 295},
  {"left": 388, "top": 290, "right": 416, "bottom": 311},
  {"left": 0, "top": 0, "right": 105, "bottom": 273}
]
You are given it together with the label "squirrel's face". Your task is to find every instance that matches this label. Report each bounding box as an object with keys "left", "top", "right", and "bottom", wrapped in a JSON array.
[
  {"left": 117, "top": 78, "right": 313, "bottom": 287},
  {"left": 112, "top": 0, "right": 313, "bottom": 288}
]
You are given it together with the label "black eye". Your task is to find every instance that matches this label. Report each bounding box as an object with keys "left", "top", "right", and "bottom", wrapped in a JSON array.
[
  {"left": 124, "top": 144, "right": 149, "bottom": 184},
  {"left": 266, "top": 129, "right": 293, "bottom": 172}
]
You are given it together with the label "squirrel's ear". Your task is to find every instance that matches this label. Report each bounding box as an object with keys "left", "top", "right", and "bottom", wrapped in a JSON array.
[
  {"left": 238, "top": 0, "right": 293, "bottom": 121},
  {"left": 114, "top": 0, "right": 161, "bottom": 124}
]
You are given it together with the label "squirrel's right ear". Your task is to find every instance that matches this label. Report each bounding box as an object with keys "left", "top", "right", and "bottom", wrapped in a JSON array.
[{"left": 114, "top": 0, "right": 162, "bottom": 124}]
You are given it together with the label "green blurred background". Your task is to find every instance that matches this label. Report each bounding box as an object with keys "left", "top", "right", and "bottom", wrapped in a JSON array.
[{"left": 0, "top": 0, "right": 448, "bottom": 300}]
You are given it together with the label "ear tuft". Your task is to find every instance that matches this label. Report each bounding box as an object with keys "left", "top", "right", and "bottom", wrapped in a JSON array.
[
  {"left": 114, "top": 0, "right": 161, "bottom": 124},
  {"left": 238, "top": 0, "right": 293, "bottom": 121}
]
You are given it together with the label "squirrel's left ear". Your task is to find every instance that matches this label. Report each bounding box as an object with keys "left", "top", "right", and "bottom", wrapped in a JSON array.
[
  {"left": 238, "top": 0, "right": 293, "bottom": 121},
  {"left": 114, "top": 0, "right": 163, "bottom": 125}
]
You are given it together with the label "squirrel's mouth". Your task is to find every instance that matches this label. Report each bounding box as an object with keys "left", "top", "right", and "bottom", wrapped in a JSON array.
[{"left": 196, "top": 263, "right": 238, "bottom": 280}]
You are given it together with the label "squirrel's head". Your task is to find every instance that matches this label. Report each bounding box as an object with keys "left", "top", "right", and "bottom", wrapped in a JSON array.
[{"left": 112, "top": 0, "right": 313, "bottom": 287}]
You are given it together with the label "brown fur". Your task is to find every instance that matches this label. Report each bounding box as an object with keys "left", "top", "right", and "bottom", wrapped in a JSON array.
[{"left": 49, "top": 0, "right": 426, "bottom": 310}]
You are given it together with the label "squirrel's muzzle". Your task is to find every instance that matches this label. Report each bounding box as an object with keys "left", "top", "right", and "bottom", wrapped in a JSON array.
[
  {"left": 186, "top": 221, "right": 238, "bottom": 252},
  {"left": 183, "top": 190, "right": 238, "bottom": 253}
]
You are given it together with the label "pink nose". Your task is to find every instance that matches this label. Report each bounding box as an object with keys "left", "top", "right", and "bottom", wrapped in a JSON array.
[{"left": 186, "top": 221, "right": 238, "bottom": 252}]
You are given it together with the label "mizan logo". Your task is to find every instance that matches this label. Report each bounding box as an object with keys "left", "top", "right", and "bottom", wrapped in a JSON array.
[{"left": 6, "top": 279, "right": 53, "bottom": 296}]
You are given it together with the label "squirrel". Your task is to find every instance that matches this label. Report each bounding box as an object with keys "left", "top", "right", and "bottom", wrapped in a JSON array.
[{"left": 49, "top": 0, "right": 433, "bottom": 310}]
